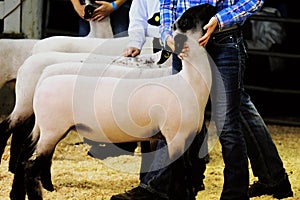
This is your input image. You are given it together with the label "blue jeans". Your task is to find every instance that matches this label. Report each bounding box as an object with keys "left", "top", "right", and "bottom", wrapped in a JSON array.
[
  {"left": 140, "top": 130, "right": 207, "bottom": 199},
  {"left": 79, "top": 18, "right": 90, "bottom": 37},
  {"left": 206, "top": 28, "right": 249, "bottom": 200},
  {"left": 109, "top": 0, "right": 131, "bottom": 37},
  {"left": 240, "top": 92, "right": 286, "bottom": 187},
  {"left": 207, "top": 28, "right": 287, "bottom": 199}
]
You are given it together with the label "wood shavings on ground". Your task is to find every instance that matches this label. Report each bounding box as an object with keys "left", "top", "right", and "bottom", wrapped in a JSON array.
[{"left": 0, "top": 125, "right": 299, "bottom": 200}]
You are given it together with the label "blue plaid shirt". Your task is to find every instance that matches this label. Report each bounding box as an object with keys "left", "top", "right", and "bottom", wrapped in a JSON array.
[{"left": 160, "top": 0, "right": 264, "bottom": 44}]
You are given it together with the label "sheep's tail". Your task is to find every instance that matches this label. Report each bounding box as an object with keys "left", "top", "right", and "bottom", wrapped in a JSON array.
[{"left": 10, "top": 122, "right": 41, "bottom": 200}]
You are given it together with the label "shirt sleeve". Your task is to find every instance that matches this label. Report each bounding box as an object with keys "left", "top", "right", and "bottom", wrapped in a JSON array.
[
  {"left": 160, "top": 0, "right": 176, "bottom": 46},
  {"left": 216, "top": 0, "right": 264, "bottom": 29},
  {"left": 127, "top": 0, "right": 148, "bottom": 50}
]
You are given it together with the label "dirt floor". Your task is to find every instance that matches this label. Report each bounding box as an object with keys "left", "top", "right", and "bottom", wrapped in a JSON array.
[{"left": 0, "top": 124, "right": 299, "bottom": 200}]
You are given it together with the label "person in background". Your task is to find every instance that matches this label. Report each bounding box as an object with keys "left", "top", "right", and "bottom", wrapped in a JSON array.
[
  {"left": 111, "top": 1, "right": 209, "bottom": 200},
  {"left": 70, "top": 0, "right": 137, "bottom": 158},
  {"left": 123, "top": 0, "right": 161, "bottom": 57},
  {"left": 71, "top": 0, "right": 132, "bottom": 37}
]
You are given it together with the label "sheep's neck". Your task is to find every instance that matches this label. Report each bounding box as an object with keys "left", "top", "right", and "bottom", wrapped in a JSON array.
[
  {"left": 87, "top": 18, "right": 113, "bottom": 38},
  {"left": 180, "top": 41, "right": 212, "bottom": 99}
]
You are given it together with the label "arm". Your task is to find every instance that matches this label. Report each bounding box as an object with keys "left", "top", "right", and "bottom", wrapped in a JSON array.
[
  {"left": 215, "top": 0, "right": 264, "bottom": 29},
  {"left": 124, "top": 0, "right": 148, "bottom": 57},
  {"left": 199, "top": 0, "right": 264, "bottom": 46},
  {"left": 92, "top": 0, "right": 128, "bottom": 21},
  {"left": 70, "top": 0, "right": 86, "bottom": 19},
  {"left": 160, "top": 0, "right": 176, "bottom": 50}
]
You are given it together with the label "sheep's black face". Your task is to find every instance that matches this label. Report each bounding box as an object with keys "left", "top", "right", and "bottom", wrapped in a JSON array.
[
  {"left": 174, "top": 34, "right": 188, "bottom": 55},
  {"left": 175, "top": 4, "right": 217, "bottom": 33},
  {"left": 173, "top": 4, "right": 216, "bottom": 54}
]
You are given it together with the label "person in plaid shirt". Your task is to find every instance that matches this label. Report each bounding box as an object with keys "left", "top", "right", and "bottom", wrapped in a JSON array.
[
  {"left": 160, "top": 0, "right": 293, "bottom": 199},
  {"left": 111, "top": 0, "right": 293, "bottom": 199}
]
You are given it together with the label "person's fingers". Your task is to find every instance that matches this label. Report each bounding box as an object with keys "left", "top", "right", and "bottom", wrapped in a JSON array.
[
  {"left": 166, "top": 36, "right": 175, "bottom": 52},
  {"left": 131, "top": 49, "right": 140, "bottom": 57},
  {"left": 123, "top": 49, "right": 133, "bottom": 57},
  {"left": 198, "top": 16, "right": 218, "bottom": 46},
  {"left": 198, "top": 34, "right": 209, "bottom": 46},
  {"left": 181, "top": 44, "right": 189, "bottom": 53},
  {"left": 92, "top": 14, "right": 105, "bottom": 22},
  {"left": 95, "top": 1, "right": 105, "bottom": 5}
]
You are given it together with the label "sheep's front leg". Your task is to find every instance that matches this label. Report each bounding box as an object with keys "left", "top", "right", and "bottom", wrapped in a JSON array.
[
  {"left": 10, "top": 162, "right": 26, "bottom": 200},
  {"left": 10, "top": 128, "right": 38, "bottom": 200},
  {"left": 24, "top": 150, "right": 56, "bottom": 199},
  {"left": 164, "top": 131, "right": 196, "bottom": 161},
  {"left": 40, "top": 151, "right": 55, "bottom": 192},
  {"left": 9, "top": 114, "right": 35, "bottom": 173}
]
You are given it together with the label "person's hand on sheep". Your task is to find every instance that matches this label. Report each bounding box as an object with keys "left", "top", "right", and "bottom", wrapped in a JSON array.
[
  {"left": 198, "top": 16, "right": 218, "bottom": 46},
  {"left": 92, "top": 1, "right": 115, "bottom": 22},
  {"left": 177, "top": 43, "right": 189, "bottom": 60},
  {"left": 166, "top": 35, "right": 175, "bottom": 52},
  {"left": 123, "top": 47, "right": 141, "bottom": 57}
]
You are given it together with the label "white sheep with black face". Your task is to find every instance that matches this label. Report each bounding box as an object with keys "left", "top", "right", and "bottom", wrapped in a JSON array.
[{"left": 8, "top": 4, "right": 217, "bottom": 200}]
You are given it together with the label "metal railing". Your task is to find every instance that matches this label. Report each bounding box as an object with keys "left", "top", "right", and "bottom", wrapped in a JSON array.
[{"left": 245, "top": 13, "right": 300, "bottom": 126}]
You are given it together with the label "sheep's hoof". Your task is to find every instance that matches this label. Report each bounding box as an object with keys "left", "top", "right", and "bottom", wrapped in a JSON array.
[
  {"left": 10, "top": 185, "right": 26, "bottom": 200},
  {"left": 10, "top": 192, "right": 25, "bottom": 200},
  {"left": 42, "top": 180, "right": 54, "bottom": 192}
]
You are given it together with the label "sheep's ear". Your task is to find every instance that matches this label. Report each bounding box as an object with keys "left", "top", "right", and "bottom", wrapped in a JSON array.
[
  {"left": 148, "top": 12, "right": 160, "bottom": 26},
  {"left": 174, "top": 34, "right": 188, "bottom": 55},
  {"left": 177, "top": 15, "right": 194, "bottom": 31}
]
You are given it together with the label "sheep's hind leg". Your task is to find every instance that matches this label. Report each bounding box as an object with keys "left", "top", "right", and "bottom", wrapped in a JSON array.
[
  {"left": 10, "top": 131, "right": 38, "bottom": 200},
  {"left": 0, "top": 117, "right": 13, "bottom": 163},
  {"left": 9, "top": 114, "right": 35, "bottom": 173}
]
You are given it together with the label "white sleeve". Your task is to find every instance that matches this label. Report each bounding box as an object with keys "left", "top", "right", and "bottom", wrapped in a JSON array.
[{"left": 127, "top": 0, "right": 148, "bottom": 50}]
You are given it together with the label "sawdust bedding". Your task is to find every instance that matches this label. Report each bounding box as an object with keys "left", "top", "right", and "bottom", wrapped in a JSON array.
[{"left": 0, "top": 125, "right": 299, "bottom": 200}]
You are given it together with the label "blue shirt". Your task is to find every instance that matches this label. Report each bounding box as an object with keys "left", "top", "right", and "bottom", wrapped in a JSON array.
[{"left": 160, "top": 0, "right": 264, "bottom": 43}]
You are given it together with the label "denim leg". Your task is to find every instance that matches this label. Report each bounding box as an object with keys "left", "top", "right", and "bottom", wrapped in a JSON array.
[
  {"left": 139, "top": 128, "right": 208, "bottom": 199},
  {"left": 240, "top": 91, "right": 285, "bottom": 186},
  {"left": 185, "top": 126, "right": 207, "bottom": 188},
  {"left": 109, "top": 1, "right": 131, "bottom": 37},
  {"left": 78, "top": 18, "right": 90, "bottom": 37},
  {"left": 208, "top": 29, "right": 249, "bottom": 200},
  {"left": 172, "top": 53, "right": 182, "bottom": 74},
  {"left": 139, "top": 140, "right": 171, "bottom": 198}
]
